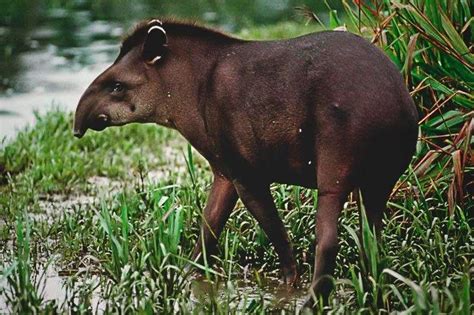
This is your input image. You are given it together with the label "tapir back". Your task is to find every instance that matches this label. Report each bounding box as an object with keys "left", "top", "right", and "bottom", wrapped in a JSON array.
[{"left": 207, "top": 30, "right": 418, "bottom": 186}]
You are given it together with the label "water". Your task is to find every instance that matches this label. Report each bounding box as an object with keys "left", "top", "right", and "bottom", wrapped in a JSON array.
[
  {"left": 190, "top": 276, "right": 310, "bottom": 311},
  {"left": 0, "top": 0, "right": 341, "bottom": 141}
]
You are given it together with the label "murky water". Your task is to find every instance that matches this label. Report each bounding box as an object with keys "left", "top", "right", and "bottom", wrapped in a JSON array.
[
  {"left": 0, "top": 0, "right": 341, "bottom": 141},
  {"left": 1, "top": 266, "right": 307, "bottom": 313},
  {"left": 191, "top": 276, "right": 309, "bottom": 311}
]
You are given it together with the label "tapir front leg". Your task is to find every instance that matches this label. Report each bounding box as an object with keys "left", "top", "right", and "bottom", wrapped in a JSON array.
[
  {"left": 233, "top": 179, "right": 297, "bottom": 284},
  {"left": 191, "top": 172, "right": 238, "bottom": 264}
]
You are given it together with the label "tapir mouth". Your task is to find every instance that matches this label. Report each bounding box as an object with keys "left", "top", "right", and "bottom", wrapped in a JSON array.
[
  {"left": 73, "top": 113, "right": 109, "bottom": 138},
  {"left": 73, "top": 128, "right": 86, "bottom": 138}
]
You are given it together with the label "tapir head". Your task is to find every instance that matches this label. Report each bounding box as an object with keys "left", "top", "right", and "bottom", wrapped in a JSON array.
[{"left": 73, "top": 19, "right": 170, "bottom": 138}]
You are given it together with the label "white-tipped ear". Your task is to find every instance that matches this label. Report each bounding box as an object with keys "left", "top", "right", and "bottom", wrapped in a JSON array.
[
  {"left": 142, "top": 23, "right": 168, "bottom": 64},
  {"left": 148, "top": 25, "right": 166, "bottom": 35},
  {"left": 148, "top": 19, "right": 163, "bottom": 26}
]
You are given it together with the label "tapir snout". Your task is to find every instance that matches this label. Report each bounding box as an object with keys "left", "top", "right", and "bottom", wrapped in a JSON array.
[{"left": 73, "top": 95, "right": 111, "bottom": 138}]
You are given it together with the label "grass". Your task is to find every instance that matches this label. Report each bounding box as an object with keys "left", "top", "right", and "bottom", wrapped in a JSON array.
[{"left": 1, "top": 9, "right": 473, "bottom": 315}]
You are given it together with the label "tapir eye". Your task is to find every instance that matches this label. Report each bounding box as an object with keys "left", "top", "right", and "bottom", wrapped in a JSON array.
[{"left": 110, "top": 82, "right": 125, "bottom": 94}]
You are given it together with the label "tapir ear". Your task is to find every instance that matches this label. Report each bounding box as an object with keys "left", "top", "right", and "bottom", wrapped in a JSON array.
[{"left": 142, "top": 21, "right": 168, "bottom": 64}]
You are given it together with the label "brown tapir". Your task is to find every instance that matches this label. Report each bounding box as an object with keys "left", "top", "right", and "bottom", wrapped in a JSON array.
[{"left": 73, "top": 18, "right": 418, "bottom": 305}]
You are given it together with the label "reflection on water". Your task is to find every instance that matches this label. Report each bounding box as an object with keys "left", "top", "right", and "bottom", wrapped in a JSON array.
[
  {"left": 0, "top": 267, "right": 306, "bottom": 313},
  {"left": 0, "top": 0, "right": 340, "bottom": 139},
  {"left": 191, "top": 276, "right": 309, "bottom": 311}
]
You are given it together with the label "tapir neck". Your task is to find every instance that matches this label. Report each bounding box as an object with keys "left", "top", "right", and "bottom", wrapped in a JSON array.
[{"left": 161, "top": 33, "right": 240, "bottom": 161}]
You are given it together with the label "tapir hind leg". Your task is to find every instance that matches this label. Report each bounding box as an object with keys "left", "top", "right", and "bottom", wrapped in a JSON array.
[
  {"left": 359, "top": 138, "right": 415, "bottom": 235},
  {"left": 359, "top": 183, "right": 393, "bottom": 235},
  {"left": 306, "top": 140, "right": 356, "bottom": 306}
]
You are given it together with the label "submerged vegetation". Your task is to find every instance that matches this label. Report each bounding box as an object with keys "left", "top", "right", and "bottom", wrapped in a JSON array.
[{"left": 1, "top": 0, "right": 473, "bottom": 313}]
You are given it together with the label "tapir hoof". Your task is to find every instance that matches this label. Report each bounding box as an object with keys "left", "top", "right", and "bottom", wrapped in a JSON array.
[
  {"left": 301, "top": 278, "right": 332, "bottom": 310},
  {"left": 281, "top": 265, "right": 299, "bottom": 286},
  {"left": 301, "top": 295, "right": 322, "bottom": 313},
  {"left": 301, "top": 295, "right": 314, "bottom": 311}
]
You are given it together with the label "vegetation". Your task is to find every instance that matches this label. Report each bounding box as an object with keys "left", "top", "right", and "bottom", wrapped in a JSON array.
[
  {"left": 314, "top": 0, "right": 474, "bottom": 215},
  {"left": 1, "top": 1, "right": 473, "bottom": 313}
]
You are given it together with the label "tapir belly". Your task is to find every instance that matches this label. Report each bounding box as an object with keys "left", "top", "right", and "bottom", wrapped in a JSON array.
[
  {"left": 216, "top": 133, "right": 319, "bottom": 188},
  {"left": 270, "top": 164, "right": 318, "bottom": 188},
  {"left": 256, "top": 137, "right": 317, "bottom": 188}
]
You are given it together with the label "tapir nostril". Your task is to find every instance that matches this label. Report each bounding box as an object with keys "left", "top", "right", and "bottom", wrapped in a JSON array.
[{"left": 73, "top": 129, "right": 85, "bottom": 138}]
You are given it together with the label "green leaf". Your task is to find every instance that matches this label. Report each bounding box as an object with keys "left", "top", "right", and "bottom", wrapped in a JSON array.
[
  {"left": 329, "top": 9, "right": 341, "bottom": 29},
  {"left": 439, "top": 9, "right": 474, "bottom": 65}
]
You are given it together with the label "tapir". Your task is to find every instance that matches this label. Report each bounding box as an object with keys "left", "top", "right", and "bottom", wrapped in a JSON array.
[{"left": 73, "top": 18, "right": 418, "bottom": 305}]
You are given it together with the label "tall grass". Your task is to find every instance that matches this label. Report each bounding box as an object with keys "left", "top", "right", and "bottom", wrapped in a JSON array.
[
  {"left": 0, "top": 8, "right": 473, "bottom": 314},
  {"left": 0, "top": 216, "right": 59, "bottom": 313},
  {"left": 1, "top": 110, "right": 472, "bottom": 313}
]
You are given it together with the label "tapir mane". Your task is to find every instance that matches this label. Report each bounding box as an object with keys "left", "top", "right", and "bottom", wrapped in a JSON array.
[{"left": 118, "top": 18, "right": 240, "bottom": 61}]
